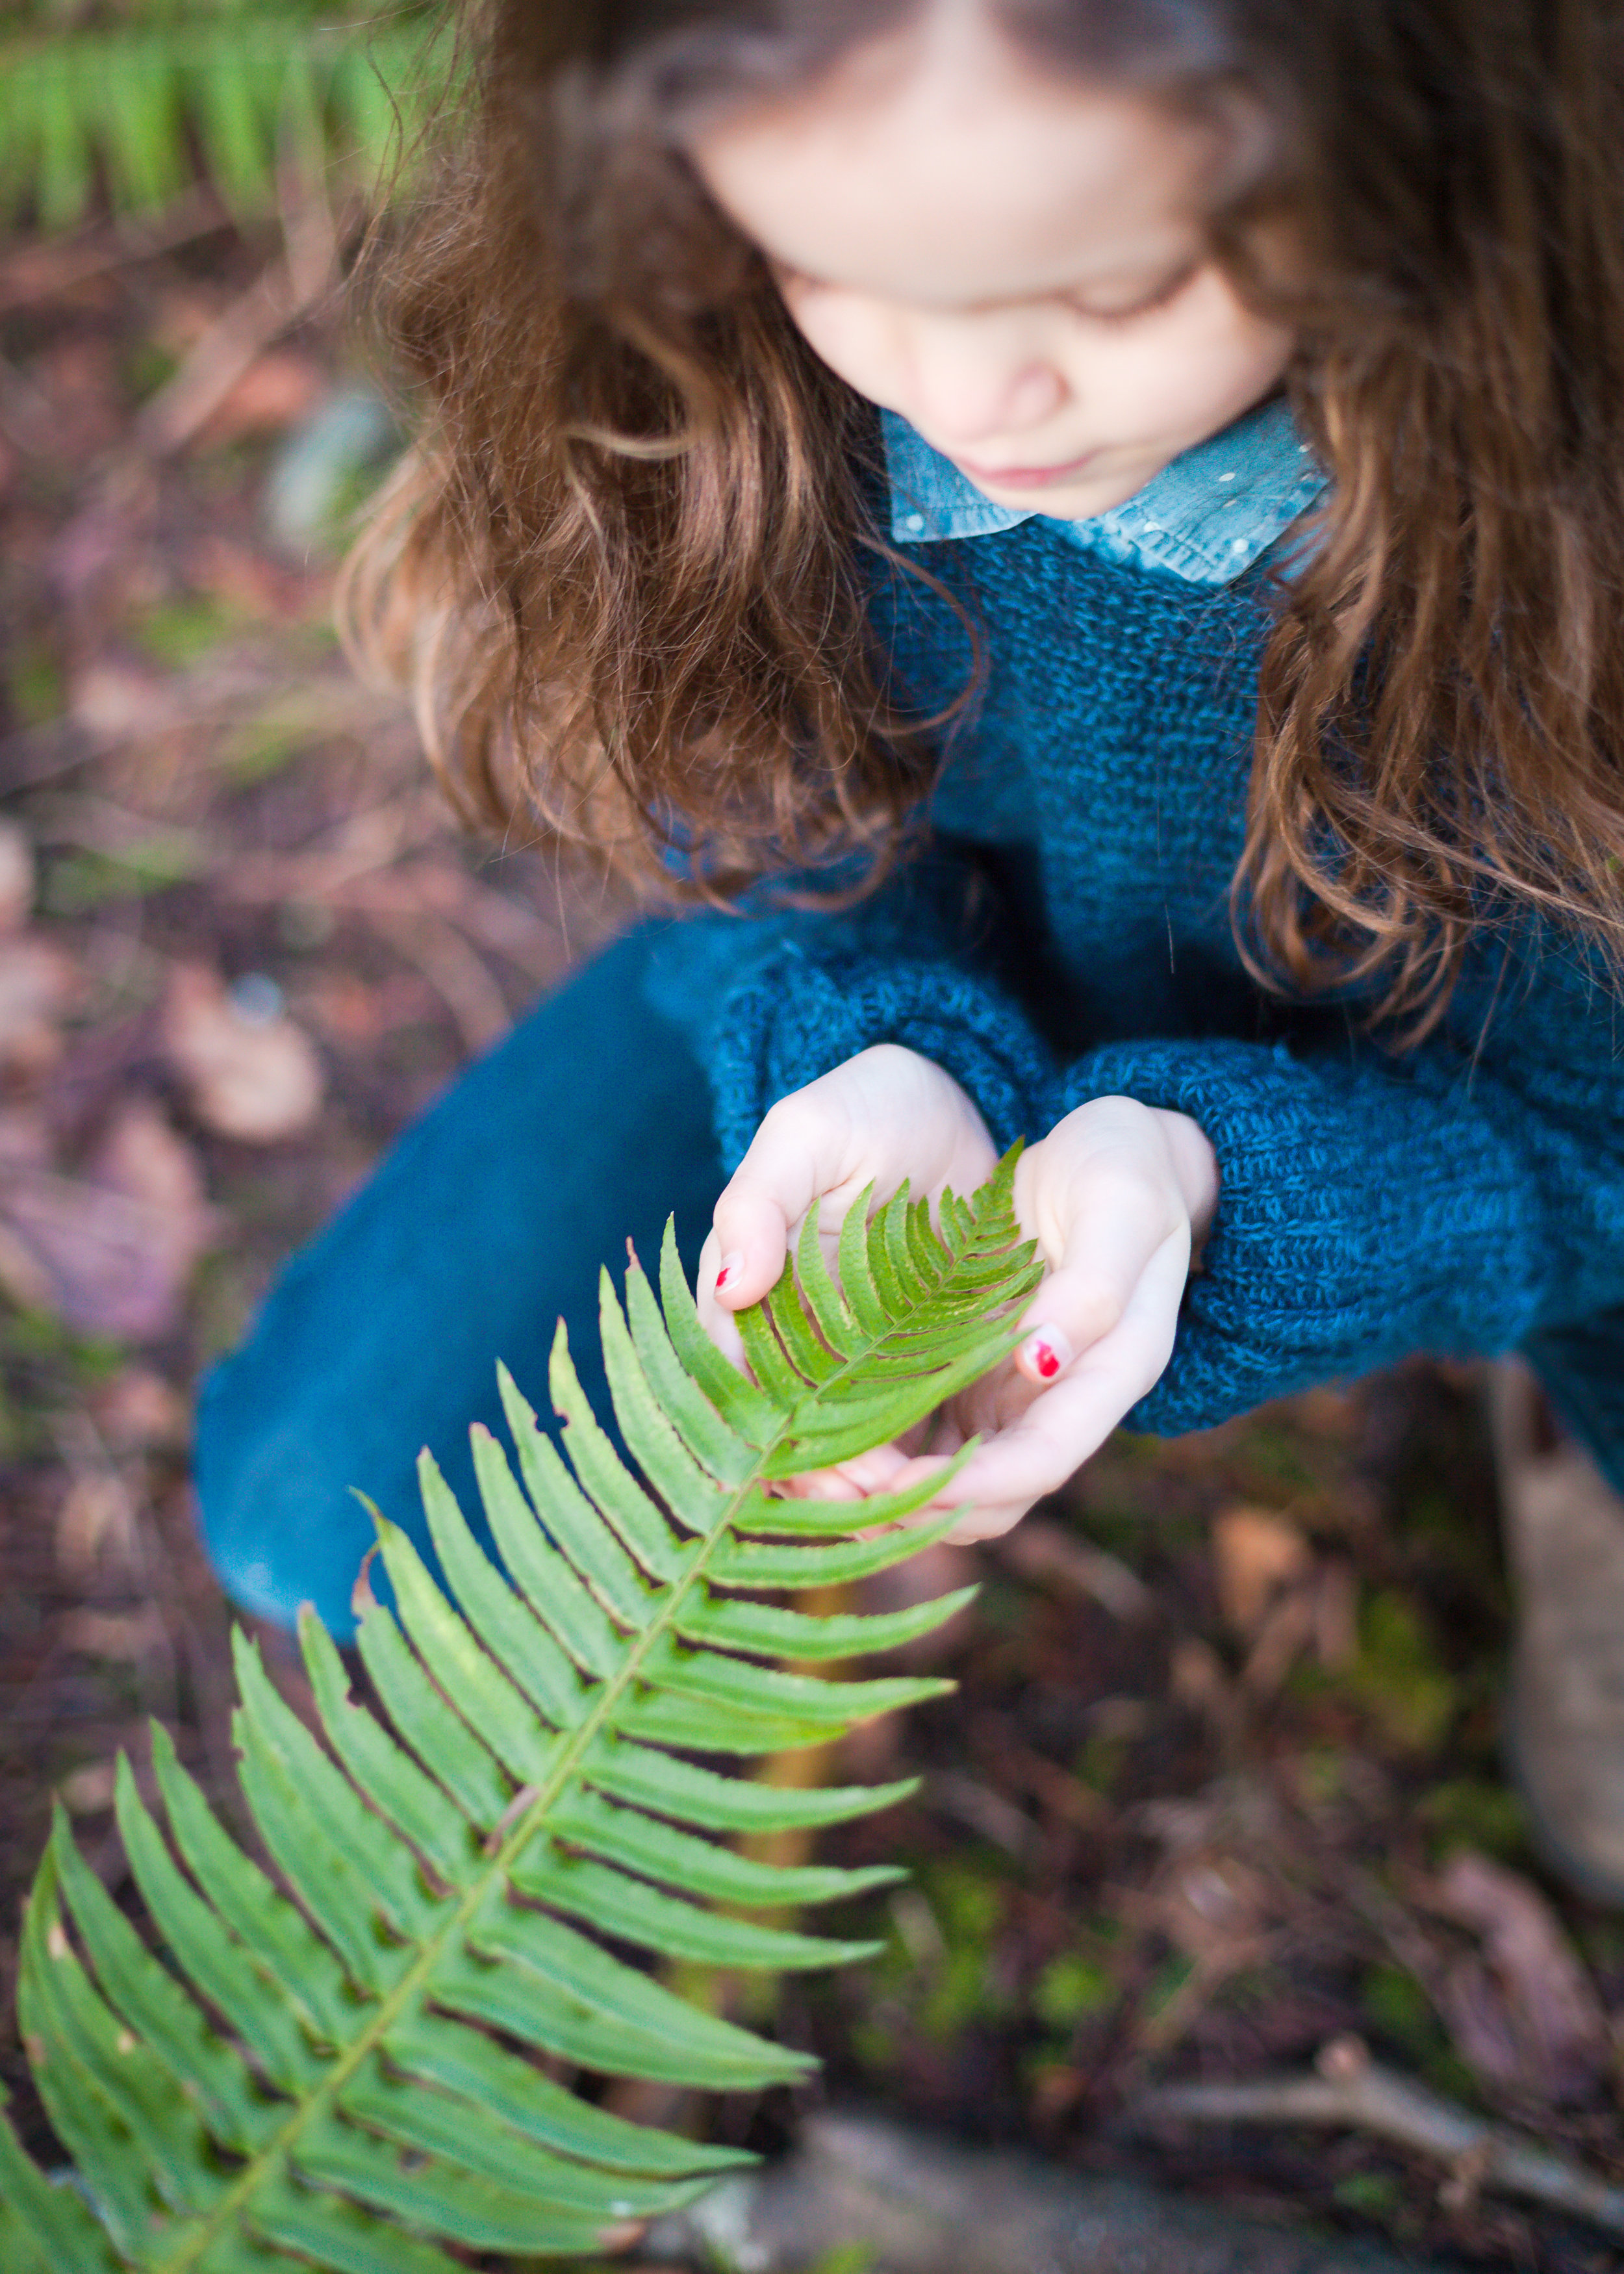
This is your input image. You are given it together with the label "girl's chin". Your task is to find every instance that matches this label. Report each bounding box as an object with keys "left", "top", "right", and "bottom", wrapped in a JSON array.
[
  {"left": 976, "top": 473, "right": 1156, "bottom": 519},
  {"left": 959, "top": 454, "right": 1169, "bottom": 521}
]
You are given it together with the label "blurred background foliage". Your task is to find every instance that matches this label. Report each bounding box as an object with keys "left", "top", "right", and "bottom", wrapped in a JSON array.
[{"left": 0, "top": 0, "right": 450, "bottom": 233}]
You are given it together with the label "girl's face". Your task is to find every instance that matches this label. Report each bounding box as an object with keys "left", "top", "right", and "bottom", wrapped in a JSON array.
[{"left": 692, "top": 9, "right": 1293, "bottom": 522}]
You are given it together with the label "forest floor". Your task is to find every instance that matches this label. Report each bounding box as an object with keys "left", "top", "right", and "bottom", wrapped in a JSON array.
[{"left": 0, "top": 215, "right": 1620, "bottom": 2274}]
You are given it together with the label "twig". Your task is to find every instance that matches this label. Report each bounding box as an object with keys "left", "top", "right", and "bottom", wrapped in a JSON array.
[
  {"left": 1126, "top": 2038, "right": 1624, "bottom": 2239},
  {"left": 133, "top": 255, "right": 311, "bottom": 457},
  {"left": 995, "top": 1514, "right": 1153, "bottom": 1622}
]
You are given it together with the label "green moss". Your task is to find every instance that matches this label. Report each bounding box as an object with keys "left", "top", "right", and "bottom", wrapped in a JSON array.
[
  {"left": 1417, "top": 1776, "right": 1528, "bottom": 1864},
  {"left": 1073, "top": 1731, "right": 1129, "bottom": 1796},
  {"left": 1360, "top": 1961, "right": 1434, "bottom": 2053},
  {"left": 1141, "top": 1950, "right": 1196, "bottom": 2022},
  {"left": 8, "top": 639, "right": 65, "bottom": 725},
  {"left": 1230, "top": 1422, "right": 1319, "bottom": 1492},
  {"left": 128, "top": 591, "right": 251, "bottom": 671},
  {"left": 42, "top": 832, "right": 204, "bottom": 913},
  {"left": 122, "top": 339, "right": 179, "bottom": 404},
  {"left": 910, "top": 1861, "right": 1017, "bottom": 2042},
  {"left": 1033, "top": 1950, "right": 1117, "bottom": 2030},
  {"left": 1358, "top": 1962, "right": 1480, "bottom": 2101},
  {"left": 1352, "top": 1590, "right": 1458, "bottom": 1754},
  {"left": 1332, "top": 2171, "right": 1404, "bottom": 2220},
  {"left": 1291, "top": 1746, "right": 1347, "bottom": 1808}
]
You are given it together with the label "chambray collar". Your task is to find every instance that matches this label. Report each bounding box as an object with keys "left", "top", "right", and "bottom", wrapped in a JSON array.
[{"left": 882, "top": 391, "right": 1328, "bottom": 587}]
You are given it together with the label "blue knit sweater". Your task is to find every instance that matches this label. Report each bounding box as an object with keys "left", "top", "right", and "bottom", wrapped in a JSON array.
[{"left": 660, "top": 511, "right": 1624, "bottom": 1479}]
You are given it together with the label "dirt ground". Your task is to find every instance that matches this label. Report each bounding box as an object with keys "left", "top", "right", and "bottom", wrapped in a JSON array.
[{"left": 1, "top": 214, "right": 1621, "bottom": 2273}]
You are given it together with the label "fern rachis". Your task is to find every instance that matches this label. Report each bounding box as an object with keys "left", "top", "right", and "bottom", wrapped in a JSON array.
[{"left": 0, "top": 1153, "right": 1039, "bottom": 2271}]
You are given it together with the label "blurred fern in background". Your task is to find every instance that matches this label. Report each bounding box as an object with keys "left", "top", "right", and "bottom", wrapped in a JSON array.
[{"left": 0, "top": 0, "right": 451, "bottom": 235}]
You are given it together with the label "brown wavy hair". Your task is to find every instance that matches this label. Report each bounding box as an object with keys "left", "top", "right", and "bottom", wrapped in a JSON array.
[{"left": 345, "top": 0, "right": 1624, "bottom": 1035}]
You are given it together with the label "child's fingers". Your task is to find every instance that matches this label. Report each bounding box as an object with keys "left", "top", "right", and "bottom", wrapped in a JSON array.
[
  {"left": 873, "top": 1227, "right": 1189, "bottom": 1520},
  {"left": 1010, "top": 1162, "right": 1187, "bottom": 1389}
]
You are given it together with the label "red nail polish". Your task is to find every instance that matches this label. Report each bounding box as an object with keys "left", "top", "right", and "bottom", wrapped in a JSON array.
[
  {"left": 1032, "top": 1338, "right": 1061, "bottom": 1380},
  {"left": 715, "top": 1264, "right": 733, "bottom": 1290}
]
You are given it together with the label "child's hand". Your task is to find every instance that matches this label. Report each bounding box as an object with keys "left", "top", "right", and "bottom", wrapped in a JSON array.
[
  {"left": 700, "top": 1048, "right": 1218, "bottom": 1539},
  {"left": 698, "top": 1043, "right": 1001, "bottom": 1372}
]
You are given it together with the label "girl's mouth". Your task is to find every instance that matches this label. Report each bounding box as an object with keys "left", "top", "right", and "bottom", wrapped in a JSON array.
[{"left": 953, "top": 446, "right": 1105, "bottom": 491}]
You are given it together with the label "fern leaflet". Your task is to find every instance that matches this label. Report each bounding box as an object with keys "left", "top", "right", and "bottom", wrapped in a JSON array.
[{"left": 0, "top": 4, "right": 451, "bottom": 233}]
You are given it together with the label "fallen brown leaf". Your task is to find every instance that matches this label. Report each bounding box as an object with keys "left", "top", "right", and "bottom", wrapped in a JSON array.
[
  {"left": 90, "top": 1364, "right": 189, "bottom": 1451},
  {"left": 58, "top": 1760, "right": 120, "bottom": 1815},
  {"left": 0, "top": 934, "right": 79, "bottom": 1073},
  {"left": 55, "top": 1468, "right": 138, "bottom": 1579},
  {"left": 198, "top": 350, "right": 322, "bottom": 444},
  {"left": 0, "top": 819, "right": 32, "bottom": 932},
  {"left": 162, "top": 962, "right": 324, "bottom": 1142},
  {"left": 1212, "top": 1505, "right": 1312, "bottom": 1635},
  {"left": 0, "top": 1099, "right": 214, "bottom": 1340},
  {"left": 1427, "top": 1850, "right": 1611, "bottom": 2106},
  {"left": 60, "top": 1607, "right": 164, "bottom": 1660}
]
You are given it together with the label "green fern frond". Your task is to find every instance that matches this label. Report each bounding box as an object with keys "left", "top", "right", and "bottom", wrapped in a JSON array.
[
  {"left": 0, "top": 1152, "right": 1040, "bottom": 2269},
  {"left": 0, "top": 5, "right": 451, "bottom": 234}
]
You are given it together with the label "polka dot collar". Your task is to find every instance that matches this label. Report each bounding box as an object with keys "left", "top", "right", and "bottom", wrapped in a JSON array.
[{"left": 882, "top": 394, "right": 1328, "bottom": 587}]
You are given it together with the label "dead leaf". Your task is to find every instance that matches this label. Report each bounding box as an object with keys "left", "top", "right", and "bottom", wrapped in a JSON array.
[
  {"left": 1428, "top": 1850, "right": 1610, "bottom": 2104},
  {"left": 56, "top": 1469, "right": 137, "bottom": 1578},
  {"left": 91, "top": 1364, "right": 188, "bottom": 1451},
  {"left": 1312, "top": 1557, "right": 1359, "bottom": 1669},
  {"left": 58, "top": 1760, "right": 119, "bottom": 1814},
  {"left": 1212, "top": 1505, "right": 1312, "bottom": 1635},
  {"left": 0, "top": 820, "right": 33, "bottom": 932},
  {"left": 1241, "top": 1587, "right": 1318, "bottom": 1698},
  {"left": 162, "top": 962, "right": 324, "bottom": 1142},
  {"left": 60, "top": 1607, "right": 164, "bottom": 1659},
  {"left": 69, "top": 659, "right": 176, "bottom": 743},
  {"left": 198, "top": 349, "right": 322, "bottom": 444},
  {"left": 0, "top": 934, "right": 78, "bottom": 1072},
  {"left": 0, "top": 1100, "right": 214, "bottom": 1340}
]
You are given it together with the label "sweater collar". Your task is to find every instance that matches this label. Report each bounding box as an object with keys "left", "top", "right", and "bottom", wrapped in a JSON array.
[{"left": 882, "top": 392, "right": 1328, "bottom": 587}]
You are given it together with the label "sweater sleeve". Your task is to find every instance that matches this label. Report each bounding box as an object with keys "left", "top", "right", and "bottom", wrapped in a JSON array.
[
  {"left": 704, "top": 918, "right": 1624, "bottom": 1437},
  {"left": 694, "top": 837, "right": 1058, "bottom": 1169}
]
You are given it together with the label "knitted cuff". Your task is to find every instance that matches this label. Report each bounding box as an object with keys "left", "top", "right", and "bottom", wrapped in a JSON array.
[
  {"left": 707, "top": 950, "right": 1055, "bottom": 1171},
  {"left": 1056, "top": 1036, "right": 1540, "bottom": 1436}
]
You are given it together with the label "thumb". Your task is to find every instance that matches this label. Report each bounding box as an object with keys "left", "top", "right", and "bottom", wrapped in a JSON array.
[{"left": 707, "top": 1098, "right": 844, "bottom": 1312}]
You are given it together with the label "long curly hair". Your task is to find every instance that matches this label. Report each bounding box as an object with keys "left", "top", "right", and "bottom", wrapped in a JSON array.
[{"left": 344, "top": 0, "right": 1624, "bottom": 1036}]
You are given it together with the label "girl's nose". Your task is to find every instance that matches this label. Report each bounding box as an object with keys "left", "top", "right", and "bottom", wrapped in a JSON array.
[{"left": 906, "top": 318, "right": 1066, "bottom": 447}]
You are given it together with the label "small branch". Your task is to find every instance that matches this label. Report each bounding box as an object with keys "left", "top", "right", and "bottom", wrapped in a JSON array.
[
  {"left": 134, "top": 257, "right": 311, "bottom": 457},
  {"left": 1126, "top": 2039, "right": 1624, "bottom": 2240}
]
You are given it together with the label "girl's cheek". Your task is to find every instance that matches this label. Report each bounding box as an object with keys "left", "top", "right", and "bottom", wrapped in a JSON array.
[{"left": 781, "top": 292, "right": 898, "bottom": 407}]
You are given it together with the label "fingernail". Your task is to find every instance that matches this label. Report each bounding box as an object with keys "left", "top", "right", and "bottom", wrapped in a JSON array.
[
  {"left": 1022, "top": 1327, "right": 1073, "bottom": 1382},
  {"left": 714, "top": 1251, "right": 745, "bottom": 1294}
]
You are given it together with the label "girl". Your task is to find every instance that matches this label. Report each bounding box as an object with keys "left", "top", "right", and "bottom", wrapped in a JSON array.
[{"left": 197, "top": 0, "right": 1624, "bottom": 1901}]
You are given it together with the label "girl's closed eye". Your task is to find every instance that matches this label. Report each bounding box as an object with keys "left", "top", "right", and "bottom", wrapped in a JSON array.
[{"left": 1067, "top": 260, "right": 1202, "bottom": 327}]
